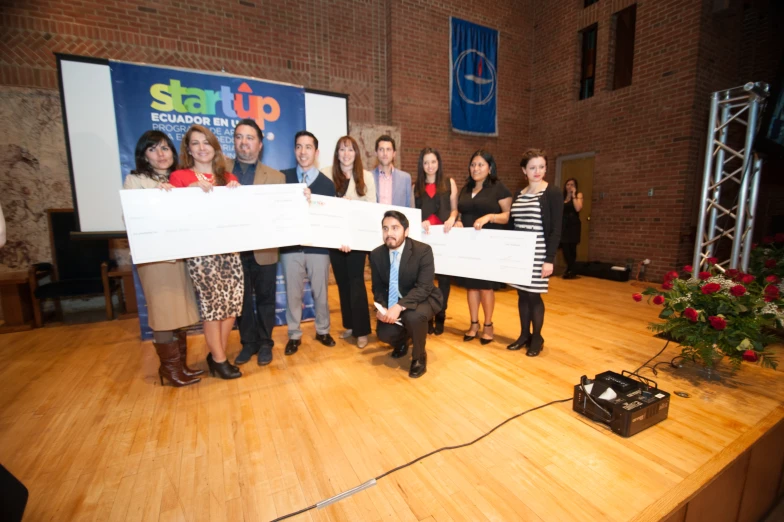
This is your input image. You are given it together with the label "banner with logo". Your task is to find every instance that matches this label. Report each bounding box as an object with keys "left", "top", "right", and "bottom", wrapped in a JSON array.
[
  {"left": 109, "top": 61, "right": 312, "bottom": 339},
  {"left": 450, "top": 18, "right": 499, "bottom": 136}
]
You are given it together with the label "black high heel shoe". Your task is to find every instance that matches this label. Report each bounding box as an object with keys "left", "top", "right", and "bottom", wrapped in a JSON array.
[
  {"left": 507, "top": 335, "right": 531, "bottom": 351},
  {"left": 526, "top": 336, "right": 544, "bottom": 357},
  {"left": 480, "top": 322, "right": 494, "bottom": 345},
  {"left": 207, "top": 353, "right": 242, "bottom": 379},
  {"left": 463, "top": 321, "right": 479, "bottom": 342}
]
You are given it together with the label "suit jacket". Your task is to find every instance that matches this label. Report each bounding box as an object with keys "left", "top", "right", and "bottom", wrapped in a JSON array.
[
  {"left": 226, "top": 159, "right": 286, "bottom": 265},
  {"left": 370, "top": 238, "right": 443, "bottom": 314},
  {"left": 372, "top": 167, "right": 412, "bottom": 208}
]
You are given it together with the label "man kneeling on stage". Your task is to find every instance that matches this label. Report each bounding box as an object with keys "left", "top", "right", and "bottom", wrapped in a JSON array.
[{"left": 370, "top": 211, "right": 443, "bottom": 378}]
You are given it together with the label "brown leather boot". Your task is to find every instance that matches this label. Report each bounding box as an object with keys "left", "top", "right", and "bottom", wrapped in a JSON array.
[
  {"left": 154, "top": 341, "right": 200, "bottom": 387},
  {"left": 176, "top": 330, "right": 205, "bottom": 377}
]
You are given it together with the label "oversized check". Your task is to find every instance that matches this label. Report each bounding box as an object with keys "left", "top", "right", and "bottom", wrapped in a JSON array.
[
  {"left": 307, "top": 196, "right": 422, "bottom": 251},
  {"left": 420, "top": 226, "right": 538, "bottom": 286},
  {"left": 120, "top": 184, "right": 311, "bottom": 264}
]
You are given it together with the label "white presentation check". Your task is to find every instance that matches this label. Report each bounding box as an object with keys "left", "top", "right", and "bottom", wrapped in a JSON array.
[
  {"left": 307, "top": 196, "right": 422, "bottom": 251},
  {"left": 120, "top": 184, "right": 311, "bottom": 264},
  {"left": 420, "top": 226, "right": 538, "bottom": 287}
]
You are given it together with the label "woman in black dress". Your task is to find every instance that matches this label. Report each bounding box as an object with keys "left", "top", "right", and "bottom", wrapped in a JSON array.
[
  {"left": 454, "top": 150, "right": 513, "bottom": 344},
  {"left": 560, "top": 178, "right": 583, "bottom": 279},
  {"left": 415, "top": 147, "right": 458, "bottom": 335}
]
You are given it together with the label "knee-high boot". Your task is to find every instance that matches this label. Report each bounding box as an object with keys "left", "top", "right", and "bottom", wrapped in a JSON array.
[
  {"left": 176, "top": 330, "right": 205, "bottom": 377},
  {"left": 154, "top": 341, "right": 201, "bottom": 387}
]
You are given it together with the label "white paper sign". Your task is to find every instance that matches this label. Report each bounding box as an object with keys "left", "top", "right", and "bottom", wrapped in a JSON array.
[{"left": 120, "top": 184, "right": 311, "bottom": 264}]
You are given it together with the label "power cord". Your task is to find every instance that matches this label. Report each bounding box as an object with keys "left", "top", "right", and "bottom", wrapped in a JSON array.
[{"left": 269, "top": 340, "right": 674, "bottom": 521}]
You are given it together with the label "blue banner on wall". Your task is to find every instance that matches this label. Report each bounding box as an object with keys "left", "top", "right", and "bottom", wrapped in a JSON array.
[
  {"left": 110, "top": 61, "right": 313, "bottom": 339},
  {"left": 450, "top": 18, "right": 499, "bottom": 136}
]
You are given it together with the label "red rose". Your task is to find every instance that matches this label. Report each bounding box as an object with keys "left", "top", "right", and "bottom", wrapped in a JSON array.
[
  {"left": 764, "top": 285, "right": 780, "bottom": 298},
  {"left": 764, "top": 296, "right": 776, "bottom": 302},
  {"left": 766, "top": 275, "right": 780, "bottom": 284},
  {"left": 730, "top": 285, "right": 746, "bottom": 296},
  {"left": 683, "top": 308, "right": 699, "bottom": 322},
  {"left": 741, "top": 274, "right": 755, "bottom": 284},
  {"left": 763, "top": 236, "right": 774, "bottom": 244},
  {"left": 707, "top": 257, "right": 718, "bottom": 265},
  {"left": 775, "top": 232, "right": 784, "bottom": 243},
  {"left": 662, "top": 281, "right": 673, "bottom": 290},
  {"left": 653, "top": 295, "right": 665, "bottom": 305},
  {"left": 698, "top": 271, "right": 711, "bottom": 280},
  {"left": 701, "top": 283, "right": 721, "bottom": 294},
  {"left": 765, "top": 259, "right": 777, "bottom": 269},
  {"left": 726, "top": 268, "right": 739, "bottom": 279},
  {"left": 708, "top": 316, "right": 727, "bottom": 330},
  {"left": 632, "top": 293, "right": 643, "bottom": 302},
  {"left": 742, "top": 350, "right": 758, "bottom": 362},
  {"left": 683, "top": 265, "right": 693, "bottom": 273},
  {"left": 664, "top": 271, "right": 679, "bottom": 282}
]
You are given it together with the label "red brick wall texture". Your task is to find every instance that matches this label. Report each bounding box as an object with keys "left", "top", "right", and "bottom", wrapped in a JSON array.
[{"left": 1, "top": 0, "right": 780, "bottom": 279}]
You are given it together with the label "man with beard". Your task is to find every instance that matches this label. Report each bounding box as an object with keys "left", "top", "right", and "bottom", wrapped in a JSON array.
[
  {"left": 370, "top": 211, "right": 443, "bottom": 378},
  {"left": 226, "top": 118, "right": 285, "bottom": 366}
]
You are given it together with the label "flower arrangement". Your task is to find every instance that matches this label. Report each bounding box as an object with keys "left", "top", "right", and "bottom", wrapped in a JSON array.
[{"left": 633, "top": 247, "right": 784, "bottom": 370}]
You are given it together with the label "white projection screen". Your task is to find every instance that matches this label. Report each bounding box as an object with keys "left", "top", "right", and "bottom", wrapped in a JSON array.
[{"left": 57, "top": 55, "right": 349, "bottom": 235}]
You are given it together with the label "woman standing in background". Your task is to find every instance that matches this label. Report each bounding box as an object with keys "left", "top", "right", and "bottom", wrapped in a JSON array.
[{"left": 560, "top": 178, "right": 583, "bottom": 279}]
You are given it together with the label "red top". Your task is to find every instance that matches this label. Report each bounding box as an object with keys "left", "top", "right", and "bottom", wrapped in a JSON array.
[
  {"left": 169, "top": 169, "right": 239, "bottom": 187},
  {"left": 425, "top": 183, "right": 444, "bottom": 225}
]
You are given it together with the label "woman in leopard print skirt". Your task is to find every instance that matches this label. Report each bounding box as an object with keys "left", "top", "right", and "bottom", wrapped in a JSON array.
[{"left": 170, "top": 125, "right": 244, "bottom": 380}]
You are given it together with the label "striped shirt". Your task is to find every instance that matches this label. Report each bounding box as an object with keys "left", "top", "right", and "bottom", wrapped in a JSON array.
[{"left": 510, "top": 191, "right": 550, "bottom": 293}]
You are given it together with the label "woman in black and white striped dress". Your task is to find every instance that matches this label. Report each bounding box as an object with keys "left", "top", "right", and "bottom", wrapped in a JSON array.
[{"left": 507, "top": 150, "right": 563, "bottom": 356}]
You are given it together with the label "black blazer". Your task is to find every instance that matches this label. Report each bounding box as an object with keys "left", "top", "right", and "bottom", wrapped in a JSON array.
[{"left": 370, "top": 238, "right": 443, "bottom": 314}]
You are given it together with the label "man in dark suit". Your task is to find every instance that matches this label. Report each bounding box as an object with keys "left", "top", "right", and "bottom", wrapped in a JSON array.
[
  {"left": 227, "top": 118, "right": 285, "bottom": 367},
  {"left": 370, "top": 211, "right": 443, "bottom": 378},
  {"left": 279, "top": 131, "right": 337, "bottom": 356}
]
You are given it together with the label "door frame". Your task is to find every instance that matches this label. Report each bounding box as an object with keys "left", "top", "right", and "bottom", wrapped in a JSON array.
[{"left": 554, "top": 151, "right": 596, "bottom": 187}]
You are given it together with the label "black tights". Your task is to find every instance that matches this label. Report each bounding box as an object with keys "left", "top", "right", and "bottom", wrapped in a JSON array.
[{"left": 516, "top": 290, "right": 545, "bottom": 340}]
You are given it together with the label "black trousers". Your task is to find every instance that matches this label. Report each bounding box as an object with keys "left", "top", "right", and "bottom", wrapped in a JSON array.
[
  {"left": 329, "top": 249, "right": 371, "bottom": 337},
  {"left": 376, "top": 301, "right": 434, "bottom": 361},
  {"left": 237, "top": 251, "right": 277, "bottom": 349},
  {"left": 561, "top": 243, "right": 578, "bottom": 273},
  {"left": 435, "top": 274, "right": 451, "bottom": 322}
]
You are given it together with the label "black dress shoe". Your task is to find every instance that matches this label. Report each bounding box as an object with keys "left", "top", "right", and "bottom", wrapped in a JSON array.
[
  {"left": 526, "top": 336, "right": 544, "bottom": 357},
  {"left": 507, "top": 336, "right": 531, "bottom": 351},
  {"left": 234, "top": 344, "right": 259, "bottom": 365},
  {"left": 463, "top": 321, "right": 479, "bottom": 342},
  {"left": 390, "top": 343, "right": 408, "bottom": 359},
  {"left": 257, "top": 345, "right": 273, "bottom": 366},
  {"left": 285, "top": 339, "right": 301, "bottom": 355},
  {"left": 480, "top": 322, "right": 494, "bottom": 345},
  {"left": 315, "top": 333, "right": 336, "bottom": 347},
  {"left": 409, "top": 353, "right": 427, "bottom": 378},
  {"left": 207, "top": 353, "right": 242, "bottom": 379},
  {"left": 434, "top": 320, "right": 445, "bottom": 335}
]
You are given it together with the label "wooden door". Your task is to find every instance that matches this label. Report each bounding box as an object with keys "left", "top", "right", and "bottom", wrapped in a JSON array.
[{"left": 559, "top": 157, "right": 594, "bottom": 261}]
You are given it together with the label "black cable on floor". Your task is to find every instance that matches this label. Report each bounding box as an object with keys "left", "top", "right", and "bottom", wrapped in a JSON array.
[{"left": 634, "top": 339, "right": 670, "bottom": 374}]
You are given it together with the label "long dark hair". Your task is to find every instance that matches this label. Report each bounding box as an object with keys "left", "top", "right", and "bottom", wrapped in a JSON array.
[
  {"left": 331, "top": 136, "right": 366, "bottom": 197},
  {"left": 465, "top": 149, "right": 498, "bottom": 190},
  {"left": 563, "top": 177, "right": 579, "bottom": 199},
  {"left": 132, "top": 130, "right": 178, "bottom": 179},
  {"left": 415, "top": 147, "right": 449, "bottom": 199},
  {"left": 179, "top": 125, "right": 228, "bottom": 186}
]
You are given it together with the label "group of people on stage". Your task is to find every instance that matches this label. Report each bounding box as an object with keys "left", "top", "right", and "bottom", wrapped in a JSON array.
[{"left": 124, "top": 121, "right": 583, "bottom": 386}]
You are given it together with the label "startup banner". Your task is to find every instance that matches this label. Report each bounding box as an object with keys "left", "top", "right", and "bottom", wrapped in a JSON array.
[
  {"left": 109, "top": 61, "right": 306, "bottom": 184},
  {"left": 450, "top": 17, "right": 499, "bottom": 136},
  {"left": 109, "top": 61, "right": 310, "bottom": 339}
]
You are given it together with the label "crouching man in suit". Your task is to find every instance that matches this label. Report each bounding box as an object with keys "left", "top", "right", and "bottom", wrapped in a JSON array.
[{"left": 370, "top": 211, "right": 443, "bottom": 378}]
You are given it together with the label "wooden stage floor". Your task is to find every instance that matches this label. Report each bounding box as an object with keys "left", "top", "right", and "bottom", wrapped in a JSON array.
[{"left": 0, "top": 276, "right": 782, "bottom": 522}]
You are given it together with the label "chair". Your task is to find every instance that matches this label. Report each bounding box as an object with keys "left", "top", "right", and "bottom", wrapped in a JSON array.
[{"left": 29, "top": 209, "right": 121, "bottom": 327}]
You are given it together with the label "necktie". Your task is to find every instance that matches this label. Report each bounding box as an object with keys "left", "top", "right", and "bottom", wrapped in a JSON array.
[{"left": 388, "top": 251, "right": 400, "bottom": 309}]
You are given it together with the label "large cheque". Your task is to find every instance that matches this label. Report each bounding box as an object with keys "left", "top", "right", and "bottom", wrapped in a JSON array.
[
  {"left": 420, "top": 226, "right": 538, "bottom": 286},
  {"left": 120, "top": 184, "right": 311, "bottom": 264},
  {"left": 307, "top": 196, "right": 422, "bottom": 251}
]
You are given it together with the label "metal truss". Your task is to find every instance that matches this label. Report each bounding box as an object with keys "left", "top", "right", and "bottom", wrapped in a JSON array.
[{"left": 693, "top": 82, "right": 769, "bottom": 273}]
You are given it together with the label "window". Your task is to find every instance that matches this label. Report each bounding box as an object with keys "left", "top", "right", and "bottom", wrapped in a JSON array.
[
  {"left": 579, "top": 24, "right": 598, "bottom": 100},
  {"left": 612, "top": 4, "right": 637, "bottom": 89},
  {"left": 584, "top": 0, "right": 599, "bottom": 6}
]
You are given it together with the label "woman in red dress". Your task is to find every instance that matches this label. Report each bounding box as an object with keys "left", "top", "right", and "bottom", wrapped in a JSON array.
[{"left": 169, "top": 125, "right": 243, "bottom": 379}]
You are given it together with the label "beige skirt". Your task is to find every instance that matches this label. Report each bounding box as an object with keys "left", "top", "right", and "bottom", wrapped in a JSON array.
[{"left": 137, "top": 260, "right": 201, "bottom": 331}]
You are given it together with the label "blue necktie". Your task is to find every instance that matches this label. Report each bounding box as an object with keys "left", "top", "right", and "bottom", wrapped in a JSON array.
[{"left": 388, "top": 251, "right": 400, "bottom": 309}]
